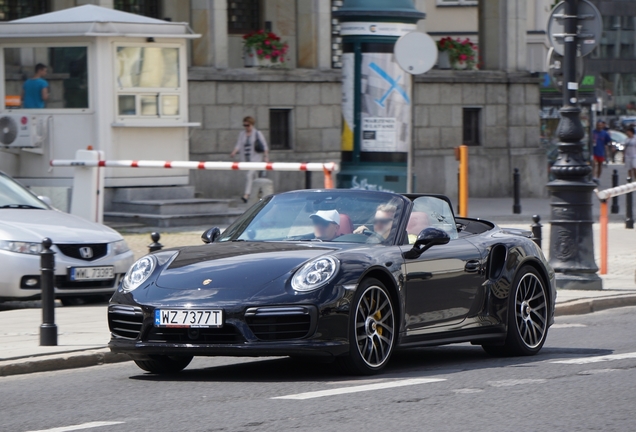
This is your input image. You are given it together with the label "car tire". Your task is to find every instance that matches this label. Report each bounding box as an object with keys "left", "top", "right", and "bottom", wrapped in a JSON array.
[
  {"left": 338, "top": 278, "right": 396, "bottom": 375},
  {"left": 482, "top": 266, "right": 549, "bottom": 357},
  {"left": 134, "top": 355, "right": 193, "bottom": 374}
]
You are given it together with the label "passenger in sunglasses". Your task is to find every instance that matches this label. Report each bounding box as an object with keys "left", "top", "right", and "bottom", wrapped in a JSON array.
[
  {"left": 353, "top": 203, "right": 396, "bottom": 240},
  {"left": 309, "top": 210, "right": 341, "bottom": 241}
]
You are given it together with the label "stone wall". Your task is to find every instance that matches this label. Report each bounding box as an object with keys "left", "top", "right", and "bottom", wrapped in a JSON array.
[
  {"left": 188, "top": 68, "right": 342, "bottom": 197},
  {"left": 187, "top": 68, "right": 547, "bottom": 199},
  {"left": 413, "top": 70, "right": 546, "bottom": 198}
]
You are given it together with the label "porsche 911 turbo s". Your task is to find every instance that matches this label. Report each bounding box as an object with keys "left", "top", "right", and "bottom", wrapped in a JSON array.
[{"left": 108, "top": 189, "right": 556, "bottom": 375}]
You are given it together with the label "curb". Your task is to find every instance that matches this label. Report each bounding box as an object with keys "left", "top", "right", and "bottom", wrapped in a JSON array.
[
  {"left": 555, "top": 294, "right": 636, "bottom": 316},
  {"left": 0, "top": 348, "right": 130, "bottom": 377}
]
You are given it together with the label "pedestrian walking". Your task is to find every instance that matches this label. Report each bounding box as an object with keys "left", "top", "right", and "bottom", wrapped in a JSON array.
[
  {"left": 624, "top": 126, "right": 636, "bottom": 180},
  {"left": 230, "top": 116, "right": 269, "bottom": 203},
  {"left": 592, "top": 120, "right": 612, "bottom": 185}
]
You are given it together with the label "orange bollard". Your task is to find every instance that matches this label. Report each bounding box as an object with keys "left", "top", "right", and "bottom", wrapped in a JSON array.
[
  {"left": 600, "top": 200, "right": 608, "bottom": 275},
  {"left": 458, "top": 145, "right": 468, "bottom": 217},
  {"left": 323, "top": 166, "right": 334, "bottom": 189}
]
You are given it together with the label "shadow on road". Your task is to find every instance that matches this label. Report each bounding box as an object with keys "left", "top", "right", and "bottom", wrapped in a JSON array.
[{"left": 128, "top": 344, "right": 613, "bottom": 383}]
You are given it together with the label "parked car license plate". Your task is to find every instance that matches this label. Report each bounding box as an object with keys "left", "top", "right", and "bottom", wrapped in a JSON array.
[
  {"left": 69, "top": 266, "right": 114, "bottom": 281},
  {"left": 155, "top": 309, "right": 223, "bottom": 328}
]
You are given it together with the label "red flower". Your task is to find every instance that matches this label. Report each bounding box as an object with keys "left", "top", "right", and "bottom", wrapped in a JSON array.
[
  {"left": 258, "top": 29, "right": 264, "bottom": 34},
  {"left": 264, "top": 54, "right": 271, "bottom": 59},
  {"left": 265, "top": 40, "right": 270, "bottom": 45},
  {"left": 257, "top": 49, "right": 263, "bottom": 55},
  {"left": 459, "top": 54, "right": 467, "bottom": 61}
]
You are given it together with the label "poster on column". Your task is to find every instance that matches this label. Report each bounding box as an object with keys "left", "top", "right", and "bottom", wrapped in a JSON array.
[
  {"left": 360, "top": 53, "right": 411, "bottom": 153},
  {"left": 341, "top": 53, "right": 355, "bottom": 152}
]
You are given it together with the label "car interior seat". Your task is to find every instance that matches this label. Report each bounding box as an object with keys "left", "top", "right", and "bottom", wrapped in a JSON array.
[{"left": 336, "top": 214, "right": 353, "bottom": 236}]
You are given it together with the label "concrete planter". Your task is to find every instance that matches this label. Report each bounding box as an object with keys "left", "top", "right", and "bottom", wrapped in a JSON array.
[{"left": 437, "top": 50, "right": 451, "bottom": 69}]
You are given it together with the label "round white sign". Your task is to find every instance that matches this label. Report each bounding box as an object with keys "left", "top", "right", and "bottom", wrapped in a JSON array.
[{"left": 394, "top": 32, "right": 438, "bottom": 75}]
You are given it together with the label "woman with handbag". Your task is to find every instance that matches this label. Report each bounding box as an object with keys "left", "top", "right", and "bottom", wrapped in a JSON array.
[{"left": 230, "top": 116, "right": 269, "bottom": 203}]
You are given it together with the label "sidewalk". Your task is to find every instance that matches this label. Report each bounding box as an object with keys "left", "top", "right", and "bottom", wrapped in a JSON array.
[{"left": 2, "top": 190, "right": 636, "bottom": 377}]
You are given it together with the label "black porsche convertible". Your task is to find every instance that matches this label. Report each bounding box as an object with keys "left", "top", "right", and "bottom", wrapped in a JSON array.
[{"left": 108, "top": 189, "right": 556, "bottom": 375}]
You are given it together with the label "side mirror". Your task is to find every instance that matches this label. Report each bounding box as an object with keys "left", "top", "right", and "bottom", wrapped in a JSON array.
[
  {"left": 201, "top": 227, "right": 221, "bottom": 244},
  {"left": 403, "top": 227, "right": 450, "bottom": 259}
]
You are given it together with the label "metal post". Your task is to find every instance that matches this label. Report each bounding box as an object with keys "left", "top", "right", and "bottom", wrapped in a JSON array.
[
  {"left": 600, "top": 200, "right": 608, "bottom": 274},
  {"left": 458, "top": 145, "right": 468, "bottom": 217},
  {"left": 546, "top": 0, "right": 602, "bottom": 290},
  {"left": 305, "top": 163, "right": 312, "bottom": 189},
  {"left": 626, "top": 177, "right": 634, "bottom": 229},
  {"left": 513, "top": 168, "right": 521, "bottom": 214},
  {"left": 40, "top": 237, "right": 57, "bottom": 346},
  {"left": 611, "top": 169, "right": 619, "bottom": 214},
  {"left": 531, "top": 215, "right": 542, "bottom": 249},
  {"left": 148, "top": 232, "right": 163, "bottom": 253}
]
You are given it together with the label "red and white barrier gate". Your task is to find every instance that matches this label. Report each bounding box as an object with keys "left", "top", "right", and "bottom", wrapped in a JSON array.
[
  {"left": 51, "top": 151, "right": 339, "bottom": 223},
  {"left": 595, "top": 182, "right": 636, "bottom": 274}
]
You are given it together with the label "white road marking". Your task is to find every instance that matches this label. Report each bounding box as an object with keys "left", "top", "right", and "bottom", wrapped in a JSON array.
[
  {"left": 24, "top": 421, "right": 125, "bottom": 432},
  {"left": 452, "top": 388, "right": 484, "bottom": 394},
  {"left": 551, "top": 323, "right": 587, "bottom": 328},
  {"left": 272, "top": 378, "right": 447, "bottom": 400},
  {"left": 552, "top": 352, "right": 636, "bottom": 365},
  {"left": 578, "top": 369, "right": 619, "bottom": 376},
  {"left": 488, "top": 379, "right": 547, "bottom": 387}
]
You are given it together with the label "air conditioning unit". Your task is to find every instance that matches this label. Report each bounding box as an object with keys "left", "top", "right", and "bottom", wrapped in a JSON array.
[{"left": 0, "top": 114, "right": 46, "bottom": 148}]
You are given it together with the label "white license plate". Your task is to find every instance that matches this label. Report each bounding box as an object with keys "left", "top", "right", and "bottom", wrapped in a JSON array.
[
  {"left": 69, "top": 266, "right": 114, "bottom": 281},
  {"left": 155, "top": 309, "right": 223, "bottom": 328}
]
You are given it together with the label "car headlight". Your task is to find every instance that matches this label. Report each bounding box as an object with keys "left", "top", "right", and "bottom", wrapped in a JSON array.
[
  {"left": 0, "top": 240, "right": 43, "bottom": 255},
  {"left": 112, "top": 239, "right": 130, "bottom": 255},
  {"left": 122, "top": 256, "right": 155, "bottom": 293},
  {"left": 292, "top": 256, "right": 339, "bottom": 292}
]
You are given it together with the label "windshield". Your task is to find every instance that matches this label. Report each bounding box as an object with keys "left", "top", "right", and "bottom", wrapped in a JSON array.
[
  {"left": 219, "top": 190, "right": 407, "bottom": 244},
  {"left": 0, "top": 173, "right": 48, "bottom": 209}
]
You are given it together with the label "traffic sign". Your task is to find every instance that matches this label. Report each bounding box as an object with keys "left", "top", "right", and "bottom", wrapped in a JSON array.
[
  {"left": 394, "top": 31, "right": 437, "bottom": 75},
  {"left": 547, "top": 0, "right": 602, "bottom": 57}
]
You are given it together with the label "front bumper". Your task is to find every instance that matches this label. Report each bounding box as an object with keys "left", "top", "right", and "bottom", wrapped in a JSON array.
[
  {"left": 107, "top": 300, "right": 351, "bottom": 359},
  {"left": 0, "top": 248, "right": 134, "bottom": 300}
]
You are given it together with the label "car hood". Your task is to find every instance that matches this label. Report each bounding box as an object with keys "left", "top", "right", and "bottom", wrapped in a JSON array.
[
  {"left": 154, "top": 241, "right": 340, "bottom": 291},
  {"left": 0, "top": 209, "right": 122, "bottom": 243}
]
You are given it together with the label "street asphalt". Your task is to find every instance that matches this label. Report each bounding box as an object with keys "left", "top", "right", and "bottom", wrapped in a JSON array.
[{"left": 1, "top": 161, "right": 635, "bottom": 377}]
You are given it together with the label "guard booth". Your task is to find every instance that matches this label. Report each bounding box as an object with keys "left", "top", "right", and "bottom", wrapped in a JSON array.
[{"left": 0, "top": 5, "right": 199, "bottom": 210}]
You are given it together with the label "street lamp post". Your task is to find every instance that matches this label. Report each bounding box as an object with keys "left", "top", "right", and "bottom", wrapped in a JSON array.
[{"left": 547, "top": 0, "right": 602, "bottom": 290}]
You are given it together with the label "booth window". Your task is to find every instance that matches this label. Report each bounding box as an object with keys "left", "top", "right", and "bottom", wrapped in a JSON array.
[
  {"left": 228, "top": 0, "right": 260, "bottom": 34},
  {"left": 116, "top": 46, "right": 181, "bottom": 118},
  {"left": 0, "top": 0, "right": 49, "bottom": 21},
  {"left": 114, "top": 0, "right": 161, "bottom": 19},
  {"left": 4, "top": 46, "right": 89, "bottom": 109}
]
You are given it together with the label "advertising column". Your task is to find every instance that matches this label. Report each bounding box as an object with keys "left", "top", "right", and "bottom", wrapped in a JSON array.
[{"left": 335, "top": 0, "right": 424, "bottom": 192}]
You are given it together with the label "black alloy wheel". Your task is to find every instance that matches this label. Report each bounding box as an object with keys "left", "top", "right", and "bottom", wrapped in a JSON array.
[
  {"left": 483, "top": 265, "right": 549, "bottom": 356},
  {"left": 339, "top": 278, "right": 396, "bottom": 375},
  {"left": 134, "top": 355, "right": 194, "bottom": 374}
]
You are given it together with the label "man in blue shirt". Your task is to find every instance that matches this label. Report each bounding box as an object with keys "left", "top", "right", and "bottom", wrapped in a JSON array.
[
  {"left": 592, "top": 120, "right": 611, "bottom": 185},
  {"left": 22, "top": 63, "right": 49, "bottom": 108}
]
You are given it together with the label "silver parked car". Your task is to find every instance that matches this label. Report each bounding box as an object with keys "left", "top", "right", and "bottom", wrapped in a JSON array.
[{"left": 0, "top": 171, "right": 134, "bottom": 305}]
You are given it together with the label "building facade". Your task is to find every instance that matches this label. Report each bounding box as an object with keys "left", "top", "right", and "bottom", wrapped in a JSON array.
[{"left": 0, "top": 0, "right": 550, "bottom": 202}]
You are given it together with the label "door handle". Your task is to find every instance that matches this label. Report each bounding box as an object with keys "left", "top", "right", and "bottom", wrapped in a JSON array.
[{"left": 465, "top": 260, "right": 480, "bottom": 273}]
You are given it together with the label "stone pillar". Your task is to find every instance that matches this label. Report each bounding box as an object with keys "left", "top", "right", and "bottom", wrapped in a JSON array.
[
  {"left": 478, "top": 0, "right": 527, "bottom": 71},
  {"left": 191, "top": 0, "right": 228, "bottom": 68}
]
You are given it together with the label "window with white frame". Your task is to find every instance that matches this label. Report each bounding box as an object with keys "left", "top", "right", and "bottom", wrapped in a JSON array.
[
  {"left": 436, "top": 0, "right": 478, "bottom": 6},
  {"left": 115, "top": 45, "right": 182, "bottom": 119}
]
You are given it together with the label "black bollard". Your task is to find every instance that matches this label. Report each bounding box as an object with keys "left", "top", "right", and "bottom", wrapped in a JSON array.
[
  {"left": 627, "top": 177, "right": 634, "bottom": 229},
  {"left": 611, "top": 169, "right": 619, "bottom": 214},
  {"left": 513, "top": 168, "right": 521, "bottom": 214},
  {"left": 148, "top": 232, "right": 163, "bottom": 253},
  {"left": 531, "top": 215, "right": 542, "bottom": 249},
  {"left": 40, "top": 238, "right": 57, "bottom": 346},
  {"left": 305, "top": 165, "right": 312, "bottom": 190}
]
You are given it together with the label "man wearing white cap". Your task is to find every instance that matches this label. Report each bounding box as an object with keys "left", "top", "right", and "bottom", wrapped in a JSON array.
[{"left": 310, "top": 210, "right": 340, "bottom": 241}]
